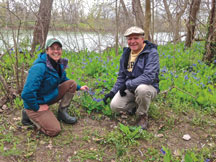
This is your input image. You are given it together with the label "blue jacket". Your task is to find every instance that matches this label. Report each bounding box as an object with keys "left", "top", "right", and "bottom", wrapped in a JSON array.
[
  {"left": 21, "top": 53, "right": 80, "bottom": 111},
  {"left": 111, "top": 40, "right": 160, "bottom": 94}
]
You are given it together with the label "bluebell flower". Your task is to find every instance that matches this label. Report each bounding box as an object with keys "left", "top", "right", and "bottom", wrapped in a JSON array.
[
  {"left": 208, "top": 88, "right": 212, "bottom": 92},
  {"left": 175, "top": 75, "right": 178, "bottom": 78},
  {"left": 205, "top": 159, "right": 210, "bottom": 162},
  {"left": 88, "top": 91, "right": 95, "bottom": 95},
  {"left": 103, "top": 80, "right": 106, "bottom": 82},
  {"left": 170, "top": 71, "right": 173, "bottom": 75},
  {"left": 116, "top": 65, "right": 119, "bottom": 69},
  {"left": 192, "top": 64, "right": 197, "bottom": 67},
  {"left": 214, "top": 60, "right": 216, "bottom": 64},
  {"left": 93, "top": 98, "right": 103, "bottom": 102},
  {"left": 184, "top": 75, "right": 189, "bottom": 80},
  {"left": 200, "top": 82, "right": 205, "bottom": 88},
  {"left": 98, "top": 79, "right": 101, "bottom": 81},
  {"left": 184, "top": 70, "right": 187, "bottom": 73},
  {"left": 95, "top": 82, "right": 98, "bottom": 85},
  {"left": 198, "top": 60, "right": 202, "bottom": 64},
  {"left": 161, "top": 66, "right": 168, "bottom": 73},
  {"left": 190, "top": 72, "right": 195, "bottom": 76},
  {"left": 160, "top": 148, "right": 166, "bottom": 155},
  {"left": 71, "top": 72, "right": 74, "bottom": 75},
  {"left": 82, "top": 66, "right": 85, "bottom": 69}
]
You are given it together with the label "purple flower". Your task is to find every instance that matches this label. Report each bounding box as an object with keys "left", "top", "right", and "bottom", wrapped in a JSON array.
[
  {"left": 95, "top": 82, "right": 98, "bottom": 85},
  {"left": 103, "top": 80, "right": 106, "bottom": 82},
  {"left": 160, "top": 148, "right": 166, "bottom": 155},
  {"left": 71, "top": 72, "right": 74, "bottom": 75},
  {"left": 98, "top": 79, "right": 101, "bottom": 81},
  {"left": 214, "top": 60, "right": 216, "bottom": 64},
  {"left": 88, "top": 91, "right": 95, "bottom": 95},
  {"left": 184, "top": 75, "right": 189, "bottom": 80},
  {"left": 205, "top": 159, "right": 210, "bottom": 162},
  {"left": 93, "top": 98, "right": 102, "bottom": 102},
  {"left": 208, "top": 88, "right": 212, "bottom": 92},
  {"left": 192, "top": 64, "right": 197, "bottom": 66}
]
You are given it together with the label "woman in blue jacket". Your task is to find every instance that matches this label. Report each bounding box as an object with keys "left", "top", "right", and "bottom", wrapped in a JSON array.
[{"left": 21, "top": 38, "right": 88, "bottom": 136}]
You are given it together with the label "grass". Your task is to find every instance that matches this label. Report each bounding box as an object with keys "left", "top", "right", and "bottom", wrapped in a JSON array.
[{"left": 0, "top": 41, "right": 216, "bottom": 161}]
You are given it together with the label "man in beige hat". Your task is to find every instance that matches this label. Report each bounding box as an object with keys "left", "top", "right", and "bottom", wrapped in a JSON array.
[{"left": 103, "top": 26, "right": 159, "bottom": 129}]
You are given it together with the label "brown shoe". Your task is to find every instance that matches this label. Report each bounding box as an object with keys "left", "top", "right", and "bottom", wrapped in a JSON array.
[{"left": 137, "top": 114, "right": 148, "bottom": 130}]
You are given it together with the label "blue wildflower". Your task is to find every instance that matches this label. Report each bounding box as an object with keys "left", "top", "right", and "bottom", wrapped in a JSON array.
[
  {"left": 214, "top": 60, "right": 216, "bottom": 64},
  {"left": 192, "top": 64, "right": 197, "bottom": 66},
  {"left": 160, "top": 148, "right": 166, "bottom": 155},
  {"left": 88, "top": 91, "right": 95, "bottom": 96},
  {"left": 95, "top": 82, "right": 98, "bottom": 85},
  {"left": 98, "top": 79, "right": 101, "bottom": 81},
  {"left": 205, "top": 159, "right": 210, "bottom": 162},
  {"left": 161, "top": 66, "right": 168, "bottom": 73},
  {"left": 175, "top": 75, "right": 178, "bottom": 78},
  {"left": 192, "top": 72, "right": 197, "bottom": 75},
  {"left": 198, "top": 60, "right": 202, "bottom": 64},
  {"left": 208, "top": 88, "right": 212, "bottom": 92},
  {"left": 93, "top": 98, "right": 103, "bottom": 102},
  {"left": 103, "top": 80, "right": 106, "bottom": 82},
  {"left": 184, "top": 75, "right": 189, "bottom": 80},
  {"left": 200, "top": 82, "right": 205, "bottom": 88}
]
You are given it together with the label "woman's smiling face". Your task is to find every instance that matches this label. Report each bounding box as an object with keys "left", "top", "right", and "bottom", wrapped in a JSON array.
[{"left": 46, "top": 43, "right": 62, "bottom": 62}]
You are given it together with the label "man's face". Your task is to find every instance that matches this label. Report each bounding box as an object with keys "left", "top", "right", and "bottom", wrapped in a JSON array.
[
  {"left": 127, "top": 34, "right": 145, "bottom": 53},
  {"left": 46, "top": 43, "right": 62, "bottom": 62}
]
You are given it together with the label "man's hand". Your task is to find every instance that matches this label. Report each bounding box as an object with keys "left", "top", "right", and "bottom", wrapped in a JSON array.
[
  {"left": 119, "top": 84, "right": 127, "bottom": 97},
  {"left": 103, "top": 92, "right": 115, "bottom": 105}
]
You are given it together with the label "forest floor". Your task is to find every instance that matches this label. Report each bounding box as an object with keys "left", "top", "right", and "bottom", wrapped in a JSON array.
[{"left": 0, "top": 101, "right": 216, "bottom": 162}]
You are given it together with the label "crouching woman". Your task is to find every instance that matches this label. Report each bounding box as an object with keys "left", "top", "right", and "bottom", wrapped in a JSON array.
[{"left": 21, "top": 38, "right": 88, "bottom": 137}]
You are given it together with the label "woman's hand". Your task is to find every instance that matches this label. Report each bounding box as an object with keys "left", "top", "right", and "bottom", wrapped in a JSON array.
[
  {"left": 80, "top": 85, "right": 89, "bottom": 91},
  {"left": 38, "top": 104, "right": 49, "bottom": 111}
]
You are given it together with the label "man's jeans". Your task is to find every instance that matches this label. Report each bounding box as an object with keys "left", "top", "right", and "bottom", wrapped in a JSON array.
[{"left": 110, "top": 84, "right": 157, "bottom": 116}]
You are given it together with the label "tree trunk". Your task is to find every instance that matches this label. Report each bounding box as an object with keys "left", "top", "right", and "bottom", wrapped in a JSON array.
[
  {"left": 120, "top": 0, "right": 132, "bottom": 28},
  {"left": 115, "top": 0, "right": 119, "bottom": 56},
  {"left": 132, "top": 0, "right": 145, "bottom": 29},
  {"left": 185, "top": 0, "right": 201, "bottom": 48},
  {"left": 163, "top": 0, "right": 188, "bottom": 43},
  {"left": 31, "top": 0, "right": 53, "bottom": 53},
  {"left": 203, "top": 0, "right": 216, "bottom": 63},
  {"left": 144, "top": 0, "right": 151, "bottom": 40}
]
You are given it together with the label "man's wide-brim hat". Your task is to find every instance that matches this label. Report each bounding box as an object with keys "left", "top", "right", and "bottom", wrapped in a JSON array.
[
  {"left": 124, "top": 26, "right": 145, "bottom": 37},
  {"left": 45, "top": 38, "right": 62, "bottom": 49}
]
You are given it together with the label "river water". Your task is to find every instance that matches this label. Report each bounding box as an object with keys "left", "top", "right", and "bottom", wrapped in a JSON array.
[{"left": 0, "top": 30, "right": 184, "bottom": 53}]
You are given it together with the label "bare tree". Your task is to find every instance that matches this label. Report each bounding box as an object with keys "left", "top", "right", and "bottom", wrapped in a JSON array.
[
  {"left": 203, "top": 0, "right": 216, "bottom": 63},
  {"left": 115, "top": 0, "right": 119, "bottom": 56},
  {"left": 132, "top": 0, "right": 145, "bottom": 29},
  {"left": 144, "top": 0, "right": 151, "bottom": 40},
  {"left": 185, "top": 0, "right": 201, "bottom": 48},
  {"left": 119, "top": 0, "right": 132, "bottom": 28},
  {"left": 31, "top": 0, "right": 53, "bottom": 53},
  {"left": 163, "top": 0, "right": 188, "bottom": 43}
]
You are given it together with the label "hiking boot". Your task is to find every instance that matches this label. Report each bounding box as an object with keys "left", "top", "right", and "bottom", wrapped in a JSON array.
[
  {"left": 21, "top": 109, "right": 33, "bottom": 126},
  {"left": 127, "top": 107, "right": 136, "bottom": 115},
  {"left": 136, "top": 114, "right": 148, "bottom": 130},
  {"left": 57, "top": 107, "right": 77, "bottom": 124},
  {"left": 57, "top": 92, "right": 77, "bottom": 124}
]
